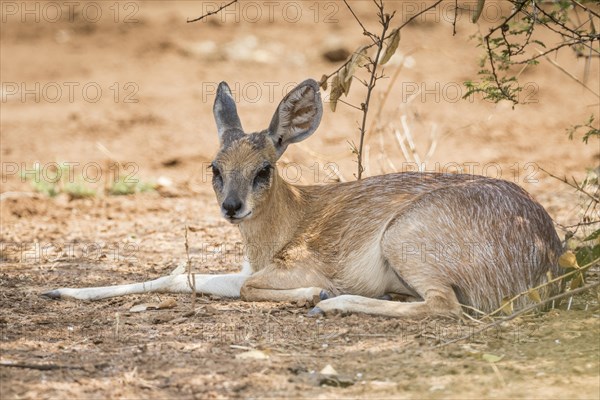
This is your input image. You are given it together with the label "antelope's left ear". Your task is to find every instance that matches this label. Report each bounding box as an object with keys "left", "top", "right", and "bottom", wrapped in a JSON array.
[
  {"left": 266, "top": 79, "right": 323, "bottom": 159},
  {"left": 213, "top": 81, "right": 244, "bottom": 144}
]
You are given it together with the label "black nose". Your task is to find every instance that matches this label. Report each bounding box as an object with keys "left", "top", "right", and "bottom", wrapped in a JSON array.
[{"left": 222, "top": 197, "right": 243, "bottom": 217}]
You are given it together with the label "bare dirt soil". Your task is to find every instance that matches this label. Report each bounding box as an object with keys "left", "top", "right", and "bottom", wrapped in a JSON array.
[{"left": 1, "top": 1, "right": 599, "bottom": 399}]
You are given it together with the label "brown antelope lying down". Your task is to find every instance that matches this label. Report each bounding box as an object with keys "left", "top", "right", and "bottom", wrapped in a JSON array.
[{"left": 43, "top": 79, "right": 563, "bottom": 318}]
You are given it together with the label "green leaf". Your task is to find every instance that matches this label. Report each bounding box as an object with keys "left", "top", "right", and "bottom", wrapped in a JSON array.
[
  {"left": 576, "top": 244, "right": 600, "bottom": 267},
  {"left": 584, "top": 229, "right": 600, "bottom": 242}
]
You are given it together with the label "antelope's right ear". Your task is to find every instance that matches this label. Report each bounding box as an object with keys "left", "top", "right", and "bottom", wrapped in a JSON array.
[
  {"left": 213, "top": 82, "right": 243, "bottom": 143},
  {"left": 267, "top": 79, "right": 323, "bottom": 159}
]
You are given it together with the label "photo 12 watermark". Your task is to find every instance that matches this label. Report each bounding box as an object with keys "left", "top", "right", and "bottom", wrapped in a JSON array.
[
  {"left": 198, "top": 161, "right": 541, "bottom": 186},
  {"left": 2, "top": 161, "right": 140, "bottom": 184},
  {"left": 400, "top": 81, "right": 539, "bottom": 104},
  {"left": 398, "top": 1, "right": 518, "bottom": 24},
  {"left": 1, "top": 82, "right": 139, "bottom": 104},
  {"left": 199, "top": 161, "right": 341, "bottom": 185},
  {"left": 201, "top": 81, "right": 305, "bottom": 104},
  {"left": 195, "top": 1, "right": 339, "bottom": 24},
  {"left": 1, "top": 241, "right": 139, "bottom": 264},
  {"left": 1, "top": 1, "right": 140, "bottom": 24}
]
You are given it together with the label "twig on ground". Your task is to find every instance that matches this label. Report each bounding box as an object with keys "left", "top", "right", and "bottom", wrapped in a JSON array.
[
  {"left": 486, "top": 258, "right": 598, "bottom": 318},
  {"left": 184, "top": 225, "right": 197, "bottom": 310},
  {"left": 0, "top": 361, "right": 85, "bottom": 371},
  {"left": 436, "top": 281, "right": 600, "bottom": 348}
]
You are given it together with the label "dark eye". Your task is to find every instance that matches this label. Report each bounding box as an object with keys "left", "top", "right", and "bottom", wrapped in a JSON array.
[
  {"left": 211, "top": 163, "right": 223, "bottom": 184},
  {"left": 253, "top": 165, "right": 271, "bottom": 187}
]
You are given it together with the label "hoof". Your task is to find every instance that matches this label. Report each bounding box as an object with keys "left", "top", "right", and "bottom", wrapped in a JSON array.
[
  {"left": 40, "top": 290, "right": 61, "bottom": 299},
  {"left": 319, "top": 290, "right": 332, "bottom": 301},
  {"left": 307, "top": 307, "right": 324, "bottom": 317}
]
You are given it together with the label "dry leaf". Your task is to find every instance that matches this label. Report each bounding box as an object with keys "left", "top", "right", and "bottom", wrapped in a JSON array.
[
  {"left": 319, "top": 74, "right": 328, "bottom": 90},
  {"left": 570, "top": 272, "right": 584, "bottom": 290},
  {"left": 330, "top": 45, "right": 368, "bottom": 107},
  {"left": 527, "top": 288, "right": 542, "bottom": 303},
  {"left": 500, "top": 297, "right": 513, "bottom": 315},
  {"left": 329, "top": 74, "right": 343, "bottom": 112},
  {"left": 353, "top": 45, "right": 369, "bottom": 68},
  {"left": 158, "top": 298, "right": 177, "bottom": 309},
  {"left": 129, "top": 299, "right": 176, "bottom": 312},
  {"left": 380, "top": 28, "right": 400, "bottom": 65},
  {"left": 235, "top": 350, "right": 269, "bottom": 360},
  {"left": 566, "top": 238, "right": 579, "bottom": 250},
  {"left": 338, "top": 68, "right": 350, "bottom": 95},
  {"left": 482, "top": 353, "right": 504, "bottom": 363},
  {"left": 343, "top": 46, "right": 369, "bottom": 93},
  {"left": 472, "top": 0, "right": 486, "bottom": 23},
  {"left": 558, "top": 251, "right": 579, "bottom": 269},
  {"left": 346, "top": 45, "right": 369, "bottom": 77}
]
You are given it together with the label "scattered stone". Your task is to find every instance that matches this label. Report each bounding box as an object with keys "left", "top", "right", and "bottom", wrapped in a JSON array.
[{"left": 320, "top": 364, "right": 338, "bottom": 376}]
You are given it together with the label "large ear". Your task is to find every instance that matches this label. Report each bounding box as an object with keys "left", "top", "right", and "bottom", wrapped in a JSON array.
[
  {"left": 267, "top": 79, "right": 323, "bottom": 158},
  {"left": 213, "top": 82, "right": 243, "bottom": 143}
]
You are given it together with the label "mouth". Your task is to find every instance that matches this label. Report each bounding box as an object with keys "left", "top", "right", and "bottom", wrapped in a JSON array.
[{"left": 225, "top": 212, "right": 252, "bottom": 224}]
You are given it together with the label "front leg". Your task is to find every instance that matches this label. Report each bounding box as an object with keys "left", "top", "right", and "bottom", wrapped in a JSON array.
[
  {"left": 42, "top": 262, "right": 253, "bottom": 301},
  {"left": 240, "top": 265, "right": 336, "bottom": 304}
]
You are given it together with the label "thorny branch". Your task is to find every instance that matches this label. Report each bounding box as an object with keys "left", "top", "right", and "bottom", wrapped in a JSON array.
[
  {"left": 540, "top": 167, "right": 600, "bottom": 204},
  {"left": 476, "top": 0, "right": 600, "bottom": 104},
  {"left": 323, "top": 0, "right": 445, "bottom": 82},
  {"left": 187, "top": 0, "right": 239, "bottom": 23}
]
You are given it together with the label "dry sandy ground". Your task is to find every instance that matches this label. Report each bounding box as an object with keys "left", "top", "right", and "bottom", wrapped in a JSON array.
[{"left": 1, "top": 1, "right": 599, "bottom": 398}]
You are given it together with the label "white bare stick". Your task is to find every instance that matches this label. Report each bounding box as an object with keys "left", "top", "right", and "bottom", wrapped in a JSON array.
[
  {"left": 394, "top": 128, "right": 412, "bottom": 163},
  {"left": 424, "top": 123, "right": 439, "bottom": 162},
  {"left": 401, "top": 115, "right": 421, "bottom": 167}
]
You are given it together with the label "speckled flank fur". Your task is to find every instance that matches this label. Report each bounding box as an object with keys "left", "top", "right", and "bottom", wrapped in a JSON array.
[{"left": 44, "top": 79, "right": 563, "bottom": 318}]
